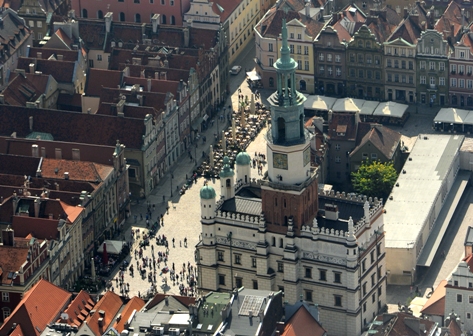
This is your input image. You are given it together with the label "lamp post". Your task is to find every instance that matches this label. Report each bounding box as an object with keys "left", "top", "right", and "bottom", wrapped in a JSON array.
[
  {"left": 227, "top": 232, "right": 234, "bottom": 290},
  {"left": 170, "top": 173, "right": 174, "bottom": 197}
]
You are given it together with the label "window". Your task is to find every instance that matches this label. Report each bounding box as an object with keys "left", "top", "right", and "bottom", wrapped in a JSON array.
[
  {"left": 420, "top": 76, "right": 426, "bottom": 84},
  {"left": 371, "top": 153, "right": 377, "bottom": 160},
  {"left": 439, "top": 62, "right": 445, "bottom": 71},
  {"left": 304, "top": 46, "right": 309, "bottom": 55},
  {"left": 363, "top": 282, "right": 367, "bottom": 295},
  {"left": 375, "top": 72, "right": 380, "bottom": 80},
  {"left": 394, "top": 60, "right": 398, "bottom": 68},
  {"left": 460, "top": 79, "right": 465, "bottom": 88},
  {"left": 372, "top": 293, "right": 376, "bottom": 303},
  {"left": 1, "top": 292, "right": 9, "bottom": 302},
  {"left": 2, "top": 308, "right": 10, "bottom": 320},
  {"left": 335, "top": 156, "right": 341, "bottom": 163},
  {"left": 297, "top": 33, "right": 301, "bottom": 39},
  {"left": 334, "top": 272, "right": 341, "bottom": 283},
  {"left": 420, "top": 61, "right": 426, "bottom": 70},
  {"left": 235, "top": 277, "right": 242, "bottom": 288},
  {"left": 469, "top": 295, "right": 473, "bottom": 304},
  {"left": 371, "top": 273, "right": 376, "bottom": 286},
  {"left": 319, "top": 269, "right": 326, "bottom": 281},
  {"left": 468, "top": 313, "right": 472, "bottom": 319},
  {"left": 217, "top": 251, "right": 224, "bottom": 261},
  {"left": 451, "top": 78, "right": 457, "bottom": 87},
  {"left": 387, "top": 74, "right": 392, "bottom": 82},
  {"left": 370, "top": 250, "right": 375, "bottom": 263},
  {"left": 269, "top": 58, "right": 274, "bottom": 67},
  {"left": 350, "top": 54, "right": 355, "bottom": 62},
  {"left": 304, "top": 61, "right": 309, "bottom": 71},
  {"left": 378, "top": 285, "right": 382, "bottom": 296},
  {"left": 97, "top": 54, "right": 102, "bottom": 61},
  {"left": 319, "top": 53, "right": 324, "bottom": 61},
  {"left": 366, "top": 55, "right": 372, "bottom": 64},
  {"left": 219, "top": 274, "right": 226, "bottom": 285},
  {"left": 29, "top": 20, "right": 35, "bottom": 27},
  {"left": 336, "top": 67, "right": 341, "bottom": 76},
  {"left": 458, "top": 294, "right": 463, "bottom": 302},
  {"left": 290, "top": 33, "right": 294, "bottom": 39},
  {"left": 268, "top": 43, "right": 273, "bottom": 52},
  {"left": 272, "top": 237, "right": 276, "bottom": 246},
  {"left": 135, "top": 13, "right": 141, "bottom": 22},
  {"left": 334, "top": 295, "right": 342, "bottom": 307},
  {"left": 335, "top": 144, "right": 340, "bottom": 150},
  {"left": 409, "top": 76, "right": 414, "bottom": 84},
  {"left": 120, "top": 12, "right": 125, "bottom": 21},
  {"left": 37, "top": 33, "right": 43, "bottom": 40},
  {"left": 37, "top": 21, "right": 43, "bottom": 28},
  {"left": 350, "top": 69, "right": 355, "bottom": 77},
  {"left": 409, "top": 61, "right": 413, "bottom": 70},
  {"left": 297, "top": 45, "right": 301, "bottom": 54},
  {"left": 278, "top": 262, "right": 284, "bottom": 272},
  {"left": 327, "top": 54, "right": 332, "bottom": 62},
  {"left": 362, "top": 259, "right": 366, "bottom": 272},
  {"left": 429, "top": 62, "right": 435, "bottom": 70},
  {"left": 335, "top": 54, "right": 340, "bottom": 62},
  {"left": 358, "top": 54, "right": 363, "bottom": 64},
  {"left": 305, "top": 290, "right": 313, "bottom": 302},
  {"left": 305, "top": 267, "right": 312, "bottom": 278},
  {"left": 468, "top": 80, "right": 473, "bottom": 89},
  {"left": 290, "top": 45, "right": 294, "bottom": 54},
  {"left": 401, "top": 60, "right": 406, "bottom": 69},
  {"left": 363, "top": 302, "right": 367, "bottom": 312},
  {"left": 319, "top": 65, "right": 324, "bottom": 74},
  {"left": 358, "top": 70, "right": 364, "bottom": 78},
  {"left": 251, "top": 257, "right": 257, "bottom": 268},
  {"left": 252, "top": 280, "right": 258, "bottom": 289},
  {"left": 451, "top": 64, "right": 457, "bottom": 73},
  {"left": 234, "top": 254, "right": 241, "bottom": 265}
]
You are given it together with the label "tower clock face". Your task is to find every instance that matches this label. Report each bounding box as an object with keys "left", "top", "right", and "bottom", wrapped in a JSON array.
[{"left": 273, "top": 153, "right": 288, "bottom": 170}]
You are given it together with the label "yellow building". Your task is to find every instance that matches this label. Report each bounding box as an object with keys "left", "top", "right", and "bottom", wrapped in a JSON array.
[{"left": 255, "top": 3, "right": 327, "bottom": 94}]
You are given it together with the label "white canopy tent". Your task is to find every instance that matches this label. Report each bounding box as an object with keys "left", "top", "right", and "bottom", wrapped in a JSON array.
[
  {"left": 332, "top": 98, "right": 360, "bottom": 113},
  {"left": 304, "top": 95, "right": 337, "bottom": 111},
  {"left": 373, "top": 102, "right": 408, "bottom": 118},
  {"left": 246, "top": 71, "right": 261, "bottom": 81},
  {"left": 97, "top": 240, "right": 126, "bottom": 255},
  {"left": 434, "top": 108, "right": 470, "bottom": 124}
]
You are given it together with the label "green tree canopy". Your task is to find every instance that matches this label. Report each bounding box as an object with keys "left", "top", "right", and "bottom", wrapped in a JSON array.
[{"left": 351, "top": 160, "right": 398, "bottom": 201}]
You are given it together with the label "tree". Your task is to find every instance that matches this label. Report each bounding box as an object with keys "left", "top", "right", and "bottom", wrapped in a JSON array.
[{"left": 351, "top": 160, "right": 398, "bottom": 201}]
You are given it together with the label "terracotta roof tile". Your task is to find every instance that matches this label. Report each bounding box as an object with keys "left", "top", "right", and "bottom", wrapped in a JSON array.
[
  {"left": 351, "top": 124, "right": 401, "bottom": 159},
  {"left": 40, "top": 158, "right": 113, "bottom": 183},
  {"left": 12, "top": 215, "right": 60, "bottom": 240},
  {"left": 146, "top": 294, "right": 196, "bottom": 310},
  {"left": 328, "top": 113, "right": 358, "bottom": 140},
  {"left": 0, "top": 279, "right": 71, "bottom": 336},
  {"left": 282, "top": 305, "right": 326, "bottom": 336},
  {"left": 1, "top": 73, "right": 42, "bottom": 106},
  {"left": 28, "top": 47, "right": 79, "bottom": 62},
  {"left": 447, "top": 317, "right": 463, "bottom": 336},
  {"left": 84, "top": 291, "right": 123, "bottom": 336},
  {"left": 85, "top": 69, "right": 124, "bottom": 97},
  {"left": 17, "top": 57, "right": 76, "bottom": 83},
  {"left": 113, "top": 296, "right": 145, "bottom": 333},
  {"left": 420, "top": 280, "right": 448, "bottom": 316},
  {"left": 58, "top": 290, "right": 94, "bottom": 327},
  {"left": 0, "top": 244, "right": 29, "bottom": 286},
  {"left": 434, "top": 1, "right": 465, "bottom": 41},
  {"left": 0, "top": 105, "right": 146, "bottom": 149}
]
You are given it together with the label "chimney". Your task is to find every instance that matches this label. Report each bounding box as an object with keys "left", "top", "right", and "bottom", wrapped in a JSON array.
[
  {"left": 57, "top": 54, "right": 63, "bottom": 61},
  {"left": 147, "top": 78, "right": 151, "bottom": 92},
  {"left": 325, "top": 204, "right": 339, "bottom": 221},
  {"left": 141, "top": 22, "right": 146, "bottom": 37},
  {"left": 164, "top": 59, "right": 169, "bottom": 68},
  {"left": 305, "top": 1, "right": 310, "bottom": 16},
  {"left": 36, "top": 52, "right": 42, "bottom": 59},
  {"left": 451, "top": 24, "right": 455, "bottom": 38},
  {"left": 151, "top": 13, "right": 160, "bottom": 34},
  {"left": 29, "top": 63, "right": 35, "bottom": 73},
  {"left": 137, "top": 94, "right": 143, "bottom": 106},
  {"left": 29, "top": 116, "right": 33, "bottom": 131},
  {"left": 64, "top": 172, "right": 69, "bottom": 180},
  {"left": 2, "top": 227, "right": 14, "bottom": 246},
  {"left": 154, "top": 71, "right": 159, "bottom": 79},
  {"left": 34, "top": 198, "right": 40, "bottom": 217},
  {"left": 403, "top": 7, "right": 408, "bottom": 19},
  {"left": 32, "top": 144, "right": 39, "bottom": 157},
  {"left": 105, "top": 12, "right": 113, "bottom": 33},
  {"left": 183, "top": 27, "right": 190, "bottom": 48},
  {"left": 98, "top": 317, "right": 104, "bottom": 327},
  {"left": 141, "top": 69, "right": 145, "bottom": 78}
]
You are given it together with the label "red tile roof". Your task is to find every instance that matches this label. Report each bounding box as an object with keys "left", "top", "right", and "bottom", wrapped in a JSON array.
[
  {"left": 0, "top": 279, "right": 72, "bottom": 336},
  {"left": 281, "top": 305, "right": 326, "bottom": 336},
  {"left": 146, "top": 294, "right": 196, "bottom": 310},
  {"left": 17, "top": 57, "right": 76, "bottom": 83},
  {"left": 58, "top": 290, "right": 95, "bottom": 327},
  {"left": 1, "top": 72, "right": 43, "bottom": 106},
  {"left": 420, "top": 280, "right": 446, "bottom": 316},
  {"left": 28, "top": 47, "right": 79, "bottom": 62},
  {"left": 0, "top": 243, "right": 29, "bottom": 286},
  {"left": 211, "top": 0, "right": 240, "bottom": 23},
  {"left": 0, "top": 105, "right": 146, "bottom": 150},
  {"left": 85, "top": 69, "right": 124, "bottom": 97},
  {"left": 113, "top": 296, "right": 145, "bottom": 333},
  {"left": 84, "top": 291, "right": 123, "bottom": 336},
  {"left": 328, "top": 113, "right": 358, "bottom": 141},
  {"left": 40, "top": 158, "right": 113, "bottom": 183},
  {"left": 12, "top": 215, "right": 60, "bottom": 240},
  {"left": 434, "top": 0, "right": 465, "bottom": 41}
]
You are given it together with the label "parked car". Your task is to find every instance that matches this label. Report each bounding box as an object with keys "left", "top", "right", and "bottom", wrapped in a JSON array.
[{"left": 230, "top": 65, "right": 242, "bottom": 75}]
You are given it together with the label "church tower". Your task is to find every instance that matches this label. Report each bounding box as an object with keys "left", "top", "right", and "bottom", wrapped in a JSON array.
[{"left": 262, "top": 17, "right": 318, "bottom": 233}]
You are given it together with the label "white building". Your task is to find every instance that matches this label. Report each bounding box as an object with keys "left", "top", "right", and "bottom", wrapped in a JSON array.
[
  {"left": 384, "top": 134, "right": 468, "bottom": 285},
  {"left": 196, "top": 19, "right": 386, "bottom": 336}
]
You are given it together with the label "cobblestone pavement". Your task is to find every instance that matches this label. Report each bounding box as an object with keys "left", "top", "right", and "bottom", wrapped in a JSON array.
[{"left": 102, "top": 53, "right": 271, "bottom": 298}]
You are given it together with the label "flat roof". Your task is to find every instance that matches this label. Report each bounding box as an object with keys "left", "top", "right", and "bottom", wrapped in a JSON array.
[{"left": 384, "top": 134, "right": 464, "bottom": 249}]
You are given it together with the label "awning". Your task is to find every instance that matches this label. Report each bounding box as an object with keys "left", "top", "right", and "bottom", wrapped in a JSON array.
[
  {"left": 246, "top": 71, "right": 261, "bottom": 81},
  {"left": 97, "top": 240, "right": 126, "bottom": 255},
  {"left": 191, "top": 116, "right": 204, "bottom": 130},
  {"left": 417, "top": 171, "right": 470, "bottom": 267},
  {"left": 434, "top": 108, "right": 469, "bottom": 124},
  {"left": 303, "top": 95, "right": 337, "bottom": 111},
  {"left": 373, "top": 101, "right": 408, "bottom": 118}
]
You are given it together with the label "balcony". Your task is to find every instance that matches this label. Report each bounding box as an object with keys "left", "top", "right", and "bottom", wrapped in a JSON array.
[{"left": 428, "top": 84, "right": 437, "bottom": 91}]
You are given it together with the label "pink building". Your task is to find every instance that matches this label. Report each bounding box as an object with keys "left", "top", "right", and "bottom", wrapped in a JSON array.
[{"left": 72, "top": 0, "right": 190, "bottom": 25}]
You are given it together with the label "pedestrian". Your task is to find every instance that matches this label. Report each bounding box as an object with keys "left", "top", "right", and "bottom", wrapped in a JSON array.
[{"left": 140, "top": 214, "right": 143, "bottom": 220}]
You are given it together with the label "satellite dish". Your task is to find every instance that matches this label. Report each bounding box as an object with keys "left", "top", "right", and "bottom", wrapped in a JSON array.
[{"left": 60, "top": 313, "right": 69, "bottom": 320}]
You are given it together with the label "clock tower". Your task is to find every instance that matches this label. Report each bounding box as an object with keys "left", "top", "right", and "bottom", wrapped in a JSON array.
[{"left": 261, "top": 17, "right": 317, "bottom": 233}]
